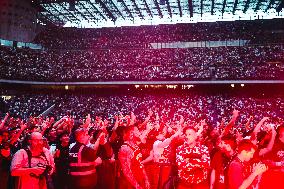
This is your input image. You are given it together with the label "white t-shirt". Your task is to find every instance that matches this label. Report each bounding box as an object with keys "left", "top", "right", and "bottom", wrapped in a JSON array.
[
  {"left": 10, "top": 148, "right": 55, "bottom": 189},
  {"left": 153, "top": 140, "right": 168, "bottom": 162}
]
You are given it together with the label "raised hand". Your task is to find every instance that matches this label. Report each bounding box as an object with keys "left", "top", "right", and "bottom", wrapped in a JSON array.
[
  {"left": 20, "top": 121, "right": 27, "bottom": 130},
  {"left": 232, "top": 109, "right": 239, "bottom": 117},
  {"left": 148, "top": 110, "right": 153, "bottom": 117},
  {"left": 253, "top": 163, "right": 268, "bottom": 176}
]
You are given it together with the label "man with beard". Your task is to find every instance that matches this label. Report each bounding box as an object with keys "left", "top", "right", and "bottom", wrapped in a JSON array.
[
  {"left": 210, "top": 135, "right": 236, "bottom": 189},
  {"left": 10, "top": 132, "right": 55, "bottom": 189},
  {"left": 118, "top": 125, "right": 150, "bottom": 189}
]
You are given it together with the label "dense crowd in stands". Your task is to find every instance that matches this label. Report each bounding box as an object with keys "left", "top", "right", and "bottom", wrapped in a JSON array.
[
  {"left": 0, "top": 92, "right": 284, "bottom": 189},
  {"left": 34, "top": 19, "right": 284, "bottom": 49},
  {"left": 1, "top": 45, "right": 284, "bottom": 81},
  {"left": 2, "top": 92, "right": 284, "bottom": 128}
]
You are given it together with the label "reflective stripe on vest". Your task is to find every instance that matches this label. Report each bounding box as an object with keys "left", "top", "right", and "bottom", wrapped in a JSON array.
[
  {"left": 69, "top": 169, "right": 96, "bottom": 176},
  {"left": 70, "top": 161, "right": 97, "bottom": 167},
  {"left": 69, "top": 144, "right": 97, "bottom": 176}
]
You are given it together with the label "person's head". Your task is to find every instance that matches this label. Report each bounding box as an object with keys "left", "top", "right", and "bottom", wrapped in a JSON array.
[
  {"left": 167, "top": 126, "right": 173, "bottom": 133},
  {"left": 220, "top": 135, "right": 237, "bottom": 156},
  {"left": 123, "top": 125, "right": 140, "bottom": 142},
  {"left": 92, "top": 129, "right": 102, "bottom": 140},
  {"left": 154, "top": 123, "right": 160, "bottom": 130},
  {"left": 0, "top": 130, "right": 10, "bottom": 149},
  {"left": 74, "top": 128, "right": 89, "bottom": 144},
  {"left": 278, "top": 126, "right": 284, "bottom": 142},
  {"left": 48, "top": 128, "right": 57, "bottom": 141},
  {"left": 183, "top": 126, "right": 198, "bottom": 145},
  {"left": 156, "top": 132, "right": 165, "bottom": 141},
  {"left": 0, "top": 130, "right": 4, "bottom": 144},
  {"left": 237, "top": 139, "right": 257, "bottom": 162},
  {"left": 210, "top": 127, "right": 220, "bottom": 138},
  {"left": 0, "top": 130, "right": 9, "bottom": 142},
  {"left": 119, "top": 119, "right": 129, "bottom": 127},
  {"left": 29, "top": 125, "right": 38, "bottom": 133},
  {"left": 29, "top": 132, "right": 44, "bottom": 151},
  {"left": 59, "top": 132, "right": 70, "bottom": 145}
]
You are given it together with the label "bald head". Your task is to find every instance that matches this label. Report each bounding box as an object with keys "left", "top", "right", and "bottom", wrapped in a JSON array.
[
  {"left": 30, "top": 132, "right": 43, "bottom": 140},
  {"left": 29, "top": 132, "right": 44, "bottom": 151}
]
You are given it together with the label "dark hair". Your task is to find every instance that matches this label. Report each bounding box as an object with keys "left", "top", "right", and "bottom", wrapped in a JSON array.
[
  {"left": 74, "top": 128, "right": 88, "bottom": 140},
  {"left": 21, "top": 133, "right": 31, "bottom": 148},
  {"left": 0, "top": 129, "right": 9, "bottom": 135},
  {"left": 237, "top": 139, "right": 257, "bottom": 153},
  {"left": 277, "top": 125, "right": 284, "bottom": 138},
  {"left": 58, "top": 131, "right": 69, "bottom": 139},
  {"left": 221, "top": 135, "right": 237, "bottom": 150},
  {"left": 121, "top": 125, "right": 136, "bottom": 140},
  {"left": 92, "top": 129, "right": 102, "bottom": 140}
]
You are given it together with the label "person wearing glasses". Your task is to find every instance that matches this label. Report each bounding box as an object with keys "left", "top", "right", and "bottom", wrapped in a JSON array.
[{"left": 10, "top": 132, "right": 55, "bottom": 189}]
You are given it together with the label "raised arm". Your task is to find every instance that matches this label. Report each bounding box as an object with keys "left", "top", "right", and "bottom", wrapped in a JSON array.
[
  {"left": 259, "top": 124, "right": 277, "bottom": 156},
  {"left": 244, "top": 116, "right": 253, "bottom": 131},
  {"left": 112, "top": 115, "right": 119, "bottom": 131},
  {"left": 88, "top": 132, "right": 105, "bottom": 151},
  {"left": 9, "top": 121, "right": 27, "bottom": 145},
  {"left": 0, "top": 113, "right": 9, "bottom": 129},
  {"left": 221, "top": 109, "right": 239, "bottom": 137},
  {"left": 129, "top": 112, "right": 136, "bottom": 126},
  {"left": 139, "top": 110, "right": 153, "bottom": 128},
  {"left": 82, "top": 114, "right": 91, "bottom": 129},
  {"left": 210, "top": 169, "right": 216, "bottom": 189},
  {"left": 157, "top": 128, "right": 181, "bottom": 148},
  {"left": 253, "top": 117, "right": 269, "bottom": 134},
  {"left": 196, "top": 119, "right": 206, "bottom": 137},
  {"left": 139, "top": 122, "right": 153, "bottom": 144}
]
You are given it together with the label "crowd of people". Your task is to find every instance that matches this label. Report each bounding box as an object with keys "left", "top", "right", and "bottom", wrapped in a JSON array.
[
  {"left": 34, "top": 19, "right": 284, "bottom": 49},
  {"left": 1, "top": 45, "right": 283, "bottom": 81},
  {"left": 3, "top": 92, "right": 284, "bottom": 126},
  {"left": 1, "top": 16, "right": 284, "bottom": 189},
  {"left": 0, "top": 92, "right": 284, "bottom": 189}
]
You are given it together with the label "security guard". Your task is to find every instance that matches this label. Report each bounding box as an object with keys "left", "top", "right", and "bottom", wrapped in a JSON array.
[{"left": 68, "top": 128, "right": 102, "bottom": 189}]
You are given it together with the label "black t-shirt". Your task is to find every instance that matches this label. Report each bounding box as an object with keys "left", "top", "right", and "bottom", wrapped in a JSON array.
[
  {"left": 0, "top": 142, "right": 12, "bottom": 172},
  {"left": 267, "top": 138, "right": 284, "bottom": 161},
  {"left": 96, "top": 142, "right": 113, "bottom": 160},
  {"left": 55, "top": 144, "right": 70, "bottom": 174}
]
